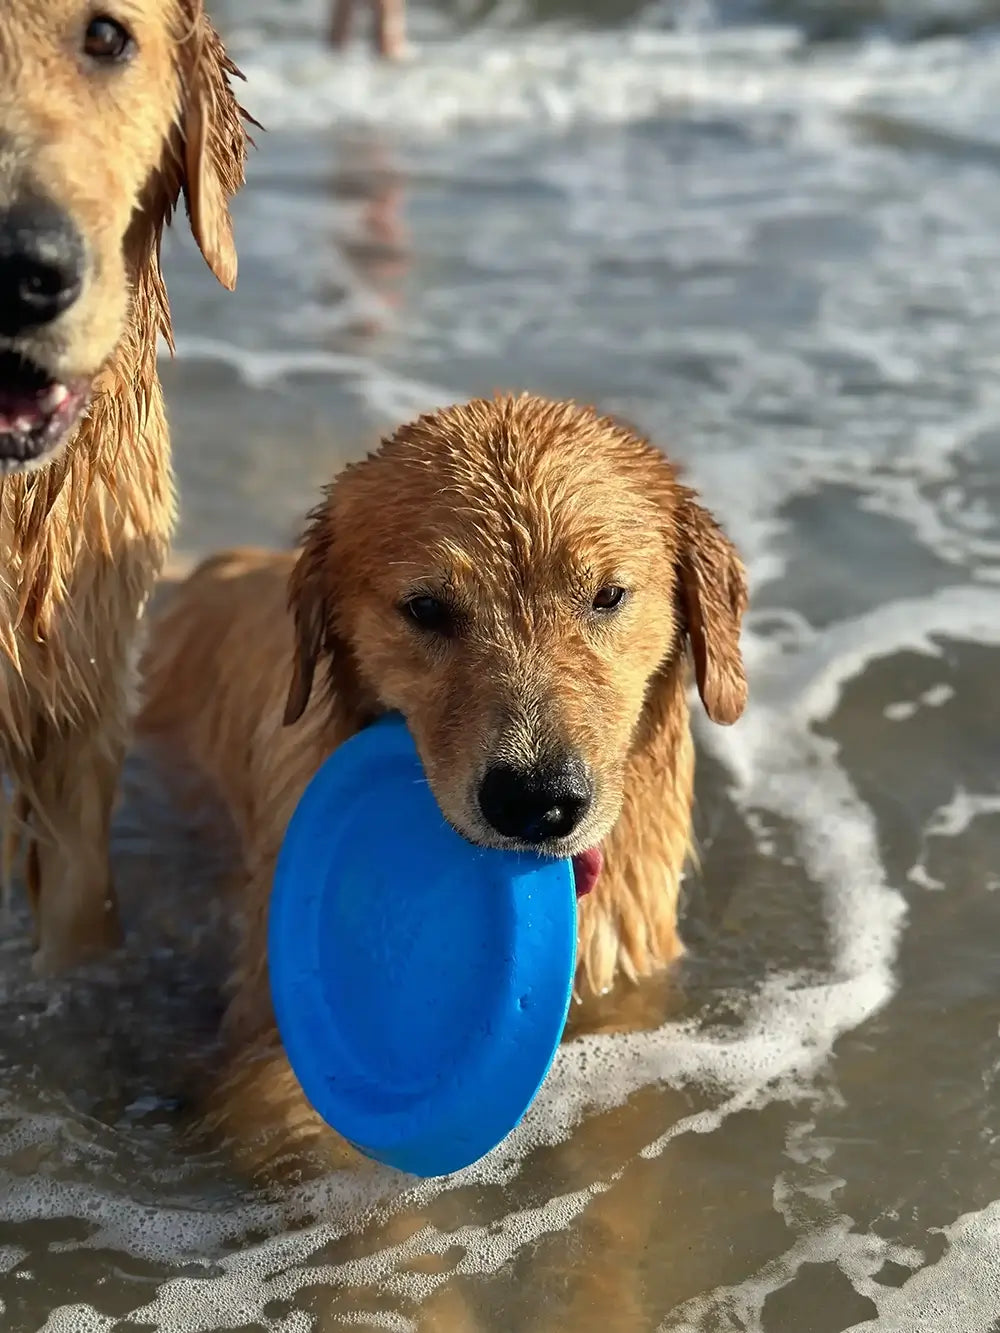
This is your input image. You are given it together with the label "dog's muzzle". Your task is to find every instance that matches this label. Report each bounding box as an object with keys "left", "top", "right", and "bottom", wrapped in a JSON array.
[{"left": 0, "top": 198, "right": 90, "bottom": 470}]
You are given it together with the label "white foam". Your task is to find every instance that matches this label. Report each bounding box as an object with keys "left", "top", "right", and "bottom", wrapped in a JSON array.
[
  {"left": 672, "top": 1194, "right": 1000, "bottom": 1333},
  {"left": 926, "top": 787, "right": 1000, "bottom": 840},
  {"left": 906, "top": 782, "right": 1000, "bottom": 893},
  {"left": 0, "top": 1245, "right": 26, "bottom": 1273},
  {"left": 884, "top": 682, "right": 955, "bottom": 721},
  {"left": 170, "top": 333, "right": 456, "bottom": 425},
  {"left": 907, "top": 861, "right": 945, "bottom": 891},
  {"left": 843, "top": 1200, "right": 1000, "bottom": 1330},
  {"left": 39, "top": 1309, "right": 115, "bottom": 1333},
  {"left": 733, "top": 584, "right": 1000, "bottom": 733},
  {"left": 222, "top": 25, "right": 1000, "bottom": 137},
  {"left": 662, "top": 1188, "right": 942, "bottom": 1333}
]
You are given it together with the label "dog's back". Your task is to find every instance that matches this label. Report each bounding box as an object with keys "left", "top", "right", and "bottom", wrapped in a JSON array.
[{"left": 140, "top": 548, "right": 310, "bottom": 848}]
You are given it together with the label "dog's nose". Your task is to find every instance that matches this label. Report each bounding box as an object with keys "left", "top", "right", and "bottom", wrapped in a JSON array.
[
  {"left": 0, "top": 201, "right": 85, "bottom": 336},
  {"left": 478, "top": 757, "right": 593, "bottom": 844}
]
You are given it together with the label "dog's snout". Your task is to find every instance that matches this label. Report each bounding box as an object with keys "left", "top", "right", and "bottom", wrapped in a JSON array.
[
  {"left": 478, "top": 756, "right": 593, "bottom": 844},
  {"left": 0, "top": 201, "right": 85, "bottom": 336}
]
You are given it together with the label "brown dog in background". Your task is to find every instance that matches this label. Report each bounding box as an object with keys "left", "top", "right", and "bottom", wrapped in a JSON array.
[
  {"left": 0, "top": 1, "right": 248, "bottom": 971},
  {"left": 330, "top": 0, "right": 407, "bottom": 59},
  {"left": 139, "top": 394, "right": 748, "bottom": 1163}
]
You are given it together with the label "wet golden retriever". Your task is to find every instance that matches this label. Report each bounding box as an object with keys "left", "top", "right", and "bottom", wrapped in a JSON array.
[
  {"left": 0, "top": 2, "right": 248, "bottom": 971},
  {"left": 138, "top": 394, "right": 748, "bottom": 1163}
]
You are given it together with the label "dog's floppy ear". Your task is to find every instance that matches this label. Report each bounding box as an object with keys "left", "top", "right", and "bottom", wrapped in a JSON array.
[
  {"left": 177, "top": 3, "right": 249, "bottom": 290},
  {"left": 284, "top": 486, "right": 375, "bottom": 730},
  {"left": 675, "top": 489, "right": 748, "bottom": 725},
  {"left": 284, "top": 505, "right": 333, "bottom": 726}
]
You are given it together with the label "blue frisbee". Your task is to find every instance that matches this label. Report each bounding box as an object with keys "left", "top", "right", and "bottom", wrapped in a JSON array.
[{"left": 268, "top": 714, "right": 577, "bottom": 1178}]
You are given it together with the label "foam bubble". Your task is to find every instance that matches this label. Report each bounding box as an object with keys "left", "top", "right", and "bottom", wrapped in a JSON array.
[{"left": 39, "top": 1309, "right": 114, "bottom": 1333}]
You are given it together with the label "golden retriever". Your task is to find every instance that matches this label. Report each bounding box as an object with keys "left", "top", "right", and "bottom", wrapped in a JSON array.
[
  {"left": 0, "top": 2, "right": 248, "bottom": 971},
  {"left": 138, "top": 393, "right": 748, "bottom": 1164},
  {"left": 330, "top": 0, "right": 407, "bottom": 59}
]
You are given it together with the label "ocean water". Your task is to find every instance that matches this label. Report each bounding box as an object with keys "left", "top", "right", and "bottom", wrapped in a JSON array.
[{"left": 3, "top": 0, "right": 1000, "bottom": 1328}]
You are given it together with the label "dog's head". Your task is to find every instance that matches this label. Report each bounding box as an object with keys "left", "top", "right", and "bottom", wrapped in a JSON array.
[
  {"left": 0, "top": 0, "right": 246, "bottom": 473},
  {"left": 285, "top": 395, "right": 748, "bottom": 893}
]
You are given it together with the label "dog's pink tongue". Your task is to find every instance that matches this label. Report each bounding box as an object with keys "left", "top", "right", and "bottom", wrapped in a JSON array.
[{"left": 571, "top": 846, "right": 603, "bottom": 899}]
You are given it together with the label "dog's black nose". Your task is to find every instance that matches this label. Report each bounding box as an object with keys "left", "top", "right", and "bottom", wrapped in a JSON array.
[
  {"left": 478, "top": 757, "right": 593, "bottom": 844},
  {"left": 0, "top": 201, "right": 85, "bottom": 336}
]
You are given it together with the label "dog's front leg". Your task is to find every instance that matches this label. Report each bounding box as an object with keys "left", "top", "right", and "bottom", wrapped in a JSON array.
[{"left": 22, "top": 718, "right": 124, "bottom": 973}]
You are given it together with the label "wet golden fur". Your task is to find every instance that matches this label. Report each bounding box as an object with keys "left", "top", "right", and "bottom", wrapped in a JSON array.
[
  {"left": 0, "top": 0, "right": 247, "bottom": 970},
  {"left": 138, "top": 394, "right": 748, "bottom": 1164}
]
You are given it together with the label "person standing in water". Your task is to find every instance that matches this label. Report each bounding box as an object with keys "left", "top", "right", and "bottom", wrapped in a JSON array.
[{"left": 330, "top": 0, "right": 407, "bottom": 60}]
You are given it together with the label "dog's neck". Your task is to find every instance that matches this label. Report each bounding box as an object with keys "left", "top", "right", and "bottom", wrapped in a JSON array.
[
  {"left": 576, "top": 656, "right": 694, "bottom": 998},
  {"left": 0, "top": 258, "right": 173, "bottom": 648}
]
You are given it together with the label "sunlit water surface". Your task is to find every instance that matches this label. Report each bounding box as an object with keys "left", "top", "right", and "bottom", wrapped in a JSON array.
[{"left": 5, "top": 0, "right": 1000, "bottom": 1328}]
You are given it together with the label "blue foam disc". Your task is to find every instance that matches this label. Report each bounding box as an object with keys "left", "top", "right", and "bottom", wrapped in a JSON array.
[{"left": 269, "top": 714, "right": 577, "bottom": 1177}]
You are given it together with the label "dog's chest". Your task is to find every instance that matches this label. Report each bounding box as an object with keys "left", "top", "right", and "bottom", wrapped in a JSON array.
[{"left": 0, "top": 487, "right": 167, "bottom": 755}]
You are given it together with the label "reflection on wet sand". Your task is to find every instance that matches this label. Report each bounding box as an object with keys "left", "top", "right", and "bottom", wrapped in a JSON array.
[{"left": 321, "top": 132, "right": 411, "bottom": 350}]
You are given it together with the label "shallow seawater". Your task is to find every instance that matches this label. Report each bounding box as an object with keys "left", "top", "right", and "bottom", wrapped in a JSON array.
[{"left": 5, "top": 0, "right": 1000, "bottom": 1328}]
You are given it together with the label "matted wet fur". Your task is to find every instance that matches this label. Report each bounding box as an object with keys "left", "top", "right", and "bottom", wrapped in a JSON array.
[
  {"left": 0, "top": 1, "right": 248, "bottom": 971},
  {"left": 138, "top": 393, "right": 748, "bottom": 1167}
]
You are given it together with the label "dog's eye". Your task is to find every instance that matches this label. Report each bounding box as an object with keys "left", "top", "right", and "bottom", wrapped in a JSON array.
[
  {"left": 402, "top": 595, "right": 455, "bottom": 635},
  {"left": 592, "top": 585, "right": 628, "bottom": 613},
  {"left": 83, "top": 16, "right": 135, "bottom": 64}
]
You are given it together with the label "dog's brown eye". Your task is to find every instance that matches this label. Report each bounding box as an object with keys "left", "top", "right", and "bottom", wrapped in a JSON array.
[
  {"left": 592, "top": 585, "right": 627, "bottom": 613},
  {"left": 83, "top": 16, "right": 135, "bottom": 63},
  {"left": 402, "top": 595, "right": 455, "bottom": 635}
]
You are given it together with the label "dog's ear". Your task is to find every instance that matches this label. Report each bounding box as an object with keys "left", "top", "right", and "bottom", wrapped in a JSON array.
[
  {"left": 177, "top": 4, "right": 249, "bottom": 290},
  {"left": 284, "top": 508, "right": 332, "bottom": 726},
  {"left": 675, "top": 489, "right": 748, "bottom": 725},
  {"left": 284, "top": 487, "right": 375, "bottom": 730}
]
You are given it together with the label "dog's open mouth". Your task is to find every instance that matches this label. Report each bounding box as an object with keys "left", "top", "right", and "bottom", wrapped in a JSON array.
[
  {"left": 571, "top": 846, "right": 603, "bottom": 899},
  {"left": 0, "top": 352, "right": 89, "bottom": 470}
]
